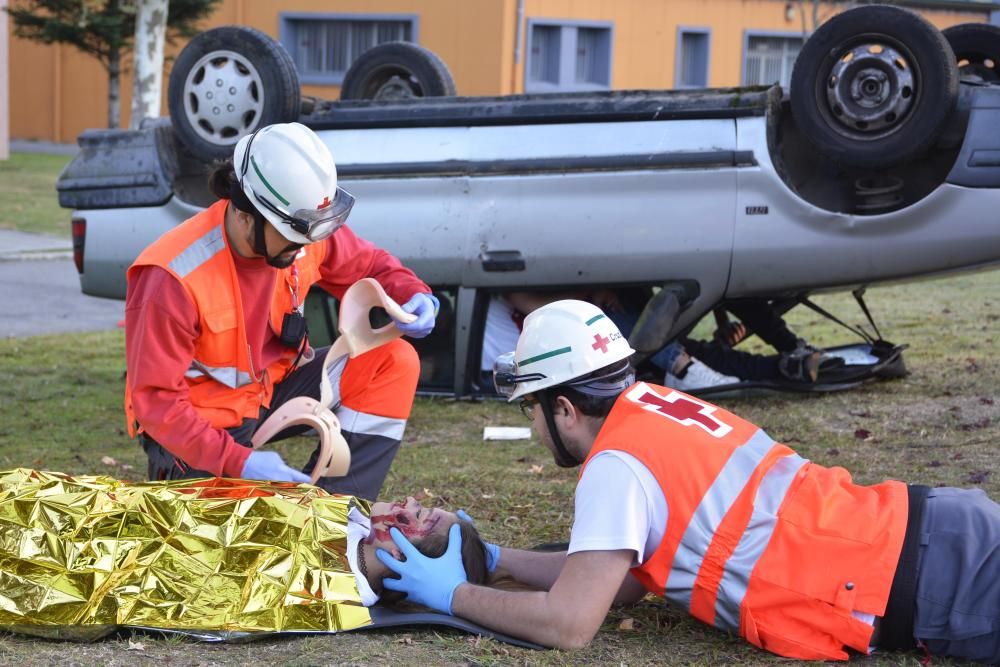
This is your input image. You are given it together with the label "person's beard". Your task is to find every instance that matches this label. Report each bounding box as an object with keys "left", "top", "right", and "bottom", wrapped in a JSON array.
[
  {"left": 265, "top": 243, "right": 303, "bottom": 268},
  {"left": 248, "top": 222, "right": 302, "bottom": 268}
]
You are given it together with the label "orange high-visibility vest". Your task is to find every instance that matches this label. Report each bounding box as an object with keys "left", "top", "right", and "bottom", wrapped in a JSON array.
[
  {"left": 124, "top": 200, "right": 326, "bottom": 433},
  {"left": 581, "top": 382, "right": 908, "bottom": 660}
]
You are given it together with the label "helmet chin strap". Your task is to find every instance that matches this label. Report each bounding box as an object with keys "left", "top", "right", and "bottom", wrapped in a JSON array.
[
  {"left": 251, "top": 213, "right": 298, "bottom": 269},
  {"left": 538, "top": 390, "right": 583, "bottom": 468},
  {"left": 252, "top": 213, "right": 270, "bottom": 257}
]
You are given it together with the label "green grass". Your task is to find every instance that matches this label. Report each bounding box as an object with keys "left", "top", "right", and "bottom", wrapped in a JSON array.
[
  {"left": 0, "top": 271, "right": 997, "bottom": 665},
  {"left": 0, "top": 152, "right": 73, "bottom": 237}
]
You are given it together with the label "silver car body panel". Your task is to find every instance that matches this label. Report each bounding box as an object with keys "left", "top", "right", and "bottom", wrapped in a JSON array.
[
  {"left": 732, "top": 117, "right": 1000, "bottom": 297},
  {"left": 77, "top": 197, "right": 202, "bottom": 299}
]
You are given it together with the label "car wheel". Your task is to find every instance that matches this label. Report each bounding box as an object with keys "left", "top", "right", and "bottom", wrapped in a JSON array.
[
  {"left": 340, "top": 42, "right": 456, "bottom": 101},
  {"left": 167, "top": 26, "right": 301, "bottom": 162},
  {"left": 943, "top": 23, "right": 1000, "bottom": 82},
  {"left": 790, "top": 5, "right": 958, "bottom": 170}
]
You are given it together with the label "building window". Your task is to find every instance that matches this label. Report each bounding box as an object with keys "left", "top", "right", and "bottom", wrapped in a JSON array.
[
  {"left": 743, "top": 34, "right": 803, "bottom": 89},
  {"left": 526, "top": 21, "right": 612, "bottom": 92},
  {"left": 281, "top": 15, "right": 416, "bottom": 85},
  {"left": 529, "top": 25, "right": 561, "bottom": 84},
  {"left": 677, "top": 29, "right": 710, "bottom": 88}
]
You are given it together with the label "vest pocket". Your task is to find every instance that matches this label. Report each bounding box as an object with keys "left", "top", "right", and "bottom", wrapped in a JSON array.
[
  {"left": 198, "top": 308, "right": 240, "bottom": 367},
  {"left": 741, "top": 604, "right": 849, "bottom": 660},
  {"left": 204, "top": 308, "right": 238, "bottom": 333}
]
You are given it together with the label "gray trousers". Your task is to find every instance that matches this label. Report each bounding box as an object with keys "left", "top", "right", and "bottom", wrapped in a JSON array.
[
  {"left": 142, "top": 346, "right": 404, "bottom": 501},
  {"left": 912, "top": 487, "right": 1000, "bottom": 664}
]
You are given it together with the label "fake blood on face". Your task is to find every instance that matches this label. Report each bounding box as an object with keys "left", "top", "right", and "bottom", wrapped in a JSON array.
[{"left": 367, "top": 498, "right": 443, "bottom": 544}]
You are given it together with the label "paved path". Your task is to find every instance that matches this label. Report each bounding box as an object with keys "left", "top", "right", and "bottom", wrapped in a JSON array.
[
  {"left": 10, "top": 139, "right": 79, "bottom": 156},
  {"left": 0, "top": 229, "right": 124, "bottom": 338}
]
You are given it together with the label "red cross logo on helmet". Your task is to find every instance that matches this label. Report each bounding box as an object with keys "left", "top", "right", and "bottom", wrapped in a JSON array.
[
  {"left": 317, "top": 195, "right": 332, "bottom": 209},
  {"left": 592, "top": 333, "right": 611, "bottom": 353}
]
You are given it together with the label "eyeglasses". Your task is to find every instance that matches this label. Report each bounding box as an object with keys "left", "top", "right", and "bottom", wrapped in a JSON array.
[
  {"left": 519, "top": 397, "right": 538, "bottom": 421},
  {"left": 239, "top": 129, "right": 355, "bottom": 242}
]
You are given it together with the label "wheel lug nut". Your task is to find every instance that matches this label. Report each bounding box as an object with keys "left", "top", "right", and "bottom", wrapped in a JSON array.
[
  {"left": 227, "top": 104, "right": 235, "bottom": 112},
  {"left": 229, "top": 87, "right": 237, "bottom": 95},
  {"left": 213, "top": 107, "right": 220, "bottom": 114},
  {"left": 216, "top": 79, "right": 223, "bottom": 87},
  {"left": 206, "top": 92, "right": 213, "bottom": 99}
]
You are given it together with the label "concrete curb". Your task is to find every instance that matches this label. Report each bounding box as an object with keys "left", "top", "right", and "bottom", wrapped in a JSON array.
[
  {"left": 0, "top": 229, "right": 73, "bottom": 262},
  {"left": 0, "top": 250, "right": 74, "bottom": 262}
]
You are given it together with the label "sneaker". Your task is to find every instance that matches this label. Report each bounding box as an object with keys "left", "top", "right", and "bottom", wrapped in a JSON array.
[{"left": 665, "top": 358, "right": 740, "bottom": 391}]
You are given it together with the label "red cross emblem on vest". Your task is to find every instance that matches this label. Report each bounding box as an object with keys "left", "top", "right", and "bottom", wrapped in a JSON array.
[
  {"left": 317, "top": 196, "right": 332, "bottom": 209},
  {"left": 627, "top": 385, "right": 732, "bottom": 437},
  {"left": 592, "top": 333, "right": 610, "bottom": 353}
]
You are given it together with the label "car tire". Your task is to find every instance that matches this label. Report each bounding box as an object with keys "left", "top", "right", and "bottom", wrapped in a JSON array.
[
  {"left": 943, "top": 23, "right": 1000, "bottom": 82},
  {"left": 340, "top": 41, "right": 456, "bottom": 101},
  {"left": 167, "top": 26, "right": 301, "bottom": 162},
  {"left": 790, "top": 5, "right": 958, "bottom": 170}
]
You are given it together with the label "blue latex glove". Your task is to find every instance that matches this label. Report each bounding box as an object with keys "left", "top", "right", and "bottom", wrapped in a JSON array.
[
  {"left": 376, "top": 524, "right": 467, "bottom": 614},
  {"left": 241, "top": 451, "right": 310, "bottom": 483},
  {"left": 395, "top": 292, "right": 439, "bottom": 338},
  {"left": 456, "top": 509, "right": 500, "bottom": 573}
]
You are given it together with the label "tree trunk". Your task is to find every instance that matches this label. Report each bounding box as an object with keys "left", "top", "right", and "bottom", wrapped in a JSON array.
[
  {"left": 108, "top": 47, "right": 121, "bottom": 129},
  {"left": 130, "top": 0, "right": 169, "bottom": 129}
]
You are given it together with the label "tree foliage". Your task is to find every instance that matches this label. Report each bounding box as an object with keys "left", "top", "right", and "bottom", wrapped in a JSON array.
[
  {"left": 5, "top": 0, "right": 219, "bottom": 72},
  {"left": 795, "top": 0, "right": 856, "bottom": 37},
  {"left": 6, "top": 0, "right": 220, "bottom": 127}
]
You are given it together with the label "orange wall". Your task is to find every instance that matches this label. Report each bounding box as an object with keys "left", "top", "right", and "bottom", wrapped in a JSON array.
[
  {"left": 519, "top": 0, "right": 989, "bottom": 90},
  {"left": 6, "top": 0, "right": 991, "bottom": 143}
]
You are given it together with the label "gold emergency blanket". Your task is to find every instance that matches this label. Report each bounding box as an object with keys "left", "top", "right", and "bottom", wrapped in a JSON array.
[{"left": 0, "top": 469, "right": 373, "bottom": 640}]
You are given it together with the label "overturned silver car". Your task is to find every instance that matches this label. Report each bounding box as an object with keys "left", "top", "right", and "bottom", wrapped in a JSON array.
[{"left": 57, "top": 6, "right": 1000, "bottom": 395}]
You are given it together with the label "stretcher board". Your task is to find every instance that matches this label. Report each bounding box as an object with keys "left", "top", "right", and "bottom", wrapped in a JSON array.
[
  {"left": 683, "top": 342, "right": 907, "bottom": 397},
  {"left": 121, "top": 609, "right": 544, "bottom": 649}
]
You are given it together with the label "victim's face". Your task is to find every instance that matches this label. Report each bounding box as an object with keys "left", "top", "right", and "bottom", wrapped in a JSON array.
[{"left": 366, "top": 497, "right": 458, "bottom": 549}]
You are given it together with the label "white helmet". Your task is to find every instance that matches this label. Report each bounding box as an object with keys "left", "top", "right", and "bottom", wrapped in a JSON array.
[
  {"left": 494, "top": 300, "right": 636, "bottom": 401},
  {"left": 233, "top": 122, "right": 355, "bottom": 245}
]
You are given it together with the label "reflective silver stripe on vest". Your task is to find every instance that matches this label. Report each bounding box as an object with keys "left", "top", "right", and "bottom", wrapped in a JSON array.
[
  {"left": 185, "top": 361, "right": 254, "bottom": 389},
  {"left": 336, "top": 405, "right": 407, "bottom": 442},
  {"left": 169, "top": 226, "right": 226, "bottom": 278},
  {"left": 712, "top": 452, "right": 809, "bottom": 631},
  {"left": 664, "top": 429, "right": 776, "bottom": 610},
  {"left": 324, "top": 353, "right": 349, "bottom": 409}
]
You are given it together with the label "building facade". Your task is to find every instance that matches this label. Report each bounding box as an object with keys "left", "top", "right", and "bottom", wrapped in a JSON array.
[{"left": 6, "top": 0, "right": 999, "bottom": 144}]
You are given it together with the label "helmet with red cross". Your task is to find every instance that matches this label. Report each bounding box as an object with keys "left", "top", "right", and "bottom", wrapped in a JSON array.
[
  {"left": 493, "top": 299, "right": 636, "bottom": 401},
  {"left": 233, "top": 122, "right": 356, "bottom": 245}
]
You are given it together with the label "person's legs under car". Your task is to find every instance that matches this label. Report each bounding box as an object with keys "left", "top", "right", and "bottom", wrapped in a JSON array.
[
  {"left": 723, "top": 299, "right": 801, "bottom": 353},
  {"left": 680, "top": 337, "right": 780, "bottom": 381}
]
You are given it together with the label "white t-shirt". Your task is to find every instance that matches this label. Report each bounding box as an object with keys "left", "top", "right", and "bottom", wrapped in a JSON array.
[
  {"left": 568, "top": 449, "right": 875, "bottom": 640},
  {"left": 569, "top": 450, "right": 666, "bottom": 565},
  {"left": 346, "top": 505, "right": 379, "bottom": 607},
  {"left": 480, "top": 296, "right": 523, "bottom": 371}
]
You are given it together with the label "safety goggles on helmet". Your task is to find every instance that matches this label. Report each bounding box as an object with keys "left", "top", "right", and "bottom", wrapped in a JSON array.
[
  {"left": 493, "top": 352, "right": 634, "bottom": 398},
  {"left": 493, "top": 351, "right": 547, "bottom": 398},
  {"left": 250, "top": 185, "right": 355, "bottom": 242},
  {"left": 238, "top": 128, "right": 355, "bottom": 242}
]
